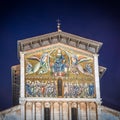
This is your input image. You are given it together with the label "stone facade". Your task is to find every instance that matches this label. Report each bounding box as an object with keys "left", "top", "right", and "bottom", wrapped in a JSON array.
[
  {"left": 0, "top": 102, "right": 120, "bottom": 120},
  {"left": 0, "top": 30, "right": 120, "bottom": 120}
]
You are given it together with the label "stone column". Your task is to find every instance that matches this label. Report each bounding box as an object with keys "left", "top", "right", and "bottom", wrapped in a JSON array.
[
  {"left": 32, "top": 102, "right": 35, "bottom": 120},
  {"left": 68, "top": 102, "right": 72, "bottom": 120},
  {"left": 51, "top": 102, "right": 54, "bottom": 120},
  {"left": 78, "top": 102, "right": 80, "bottom": 120},
  {"left": 59, "top": 102, "right": 63, "bottom": 120},
  {"left": 42, "top": 102, "right": 44, "bottom": 120}
]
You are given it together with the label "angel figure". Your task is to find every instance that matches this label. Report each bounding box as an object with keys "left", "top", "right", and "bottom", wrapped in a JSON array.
[
  {"left": 26, "top": 53, "right": 49, "bottom": 74},
  {"left": 70, "top": 55, "right": 93, "bottom": 75}
]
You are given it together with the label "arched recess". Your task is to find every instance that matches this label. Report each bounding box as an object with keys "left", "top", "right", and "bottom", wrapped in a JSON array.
[
  {"left": 71, "top": 103, "right": 77, "bottom": 120},
  {"left": 54, "top": 102, "right": 60, "bottom": 120},
  {"left": 44, "top": 102, "right": 51, "bottom": 120},
  {"left": 89, "top": 102, "right": 97, "bottom": 120},
  {"left": 26, "top": 102, "right": 33, "bottom": 120},
  {"left": 80, "top": 102, "right": 87, "bottom": 120},
  {"left": 36, "top": 102, "right": 42, "bottom": 120},
  {"left": 63, "top": 102, "right": 68, "bottom": 120}
]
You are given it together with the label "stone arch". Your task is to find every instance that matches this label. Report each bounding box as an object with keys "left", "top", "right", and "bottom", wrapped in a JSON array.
[
  {"left": 45, "top": 102, "right": 50, "bottom": 108},
  {"left": 72, "top": 102, "right": 77, "bottom": 108},
  {"left": 71, "top": 102, "right": 78, "bottom": 120},
  {"left": 44, "top": 102, "right": 51, "bottom": 120}
]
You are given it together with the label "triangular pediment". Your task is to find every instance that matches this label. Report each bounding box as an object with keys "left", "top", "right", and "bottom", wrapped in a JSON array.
[
  {"left": 18, "top": 31, "right": 106, "bottom": 99},
  {"left": 18, "top": 31, "right": 102, "bottom": 58}
]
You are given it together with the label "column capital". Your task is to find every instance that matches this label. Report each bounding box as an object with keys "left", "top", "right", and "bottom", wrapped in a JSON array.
[
  {"left": 96, "top": 100, "right": 102, "bottom": 106},
  {"left": 77, "top": 102, "right": 80, "bottom": 107},
  {"left": 59, "top": 102, "right": 63, "bottom": 105},
  {"left": 86, "top": 102, "right": 90, "bottom": 106},
  {"left": 93, "top": 53, "right": 99, "bottom": 57},
  {"left": 68, "top": 101, "right": 72, "bottom": 105},
  {"left": 42, "top": 101, "right": 45, "bottom": 104},
  {"left": 32, "top": 101, "right": 36, "bottom": 104},
  {"left": 50, "top": 101, "right": 54, "bottom": 105},
  {"left": 19, "top": 97, "right": 26, "bottom": 105}
]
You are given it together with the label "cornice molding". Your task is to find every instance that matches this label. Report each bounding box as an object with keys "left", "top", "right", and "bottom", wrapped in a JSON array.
[{"left": 17, "top": 31, "right": 103, "bottom": 59}]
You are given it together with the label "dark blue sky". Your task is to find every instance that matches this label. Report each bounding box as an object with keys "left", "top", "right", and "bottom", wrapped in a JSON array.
[{"left": 0, "top": 0, "right": 120, "bottom": 111}]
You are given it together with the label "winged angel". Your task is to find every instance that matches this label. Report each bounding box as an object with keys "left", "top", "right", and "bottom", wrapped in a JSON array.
[
  {"left": 26, "top": 53, "right": 50, "bottom": 74},
  {"left": 70, "top": 55, "right": 93, "bottom": 75}
]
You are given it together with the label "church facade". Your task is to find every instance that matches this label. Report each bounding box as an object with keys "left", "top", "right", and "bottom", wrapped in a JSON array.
[{"left": 0, "top": 29, "right": 120, "bottom": 120}]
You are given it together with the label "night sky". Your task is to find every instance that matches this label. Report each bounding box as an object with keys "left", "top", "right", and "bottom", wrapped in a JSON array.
[{"left": 0, "top": 0, "right": 120, "bottom": 111}]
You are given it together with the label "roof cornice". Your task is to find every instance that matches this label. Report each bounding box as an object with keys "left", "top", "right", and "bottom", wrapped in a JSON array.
[{"left": 17, "top": 31, "right": 103, "bottom": 58}]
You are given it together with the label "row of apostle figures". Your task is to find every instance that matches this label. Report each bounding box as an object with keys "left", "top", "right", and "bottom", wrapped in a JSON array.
[{"left": 26, "top": 79, "right": 95, "bottom": 98}]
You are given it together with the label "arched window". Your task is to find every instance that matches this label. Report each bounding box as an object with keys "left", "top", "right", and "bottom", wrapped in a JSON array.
[{"left": 57, "top": 79, "right": 62, "bottom": 97}]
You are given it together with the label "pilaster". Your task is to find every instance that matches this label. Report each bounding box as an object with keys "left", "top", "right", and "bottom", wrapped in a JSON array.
[
  {"left": 20, "top": 52, "right": 25, "bottom": 98},
  {"left": 50, "top": 102, "right": 54, "bottom": 120},
  {"left": 20, "top": 52, "right": 25, "bottom": 120},
  {"left": 42, "top": 102, "right": 44, "bottom": 120},
  {"left": 94, "top": 54, "right": 101, "bottom": 100},
  {"left": 32, "top": 102, "right": 35, "bottom": 120},
  {"left": 59, "top": 102, "right": 63, "bottom": 120},
  {"left": 78, "top": 102, "right": 80, "bottom": 120},
  {"left": 68, "top": 102, "right": 72, "bottom": 120}
]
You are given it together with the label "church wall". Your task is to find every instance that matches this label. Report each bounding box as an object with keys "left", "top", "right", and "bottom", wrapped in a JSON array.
[
  {"left": 1, "top": 102, "right": 120, "bottom": 120},
  {"left": 19, "top": 43, "right": 100, "bottom": 120},
  {"left": 1, "top": 31, "right": 120, "bottom": 120},
  {"left": 23, "top": 101, "right": 99, "bottom": 120}
]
